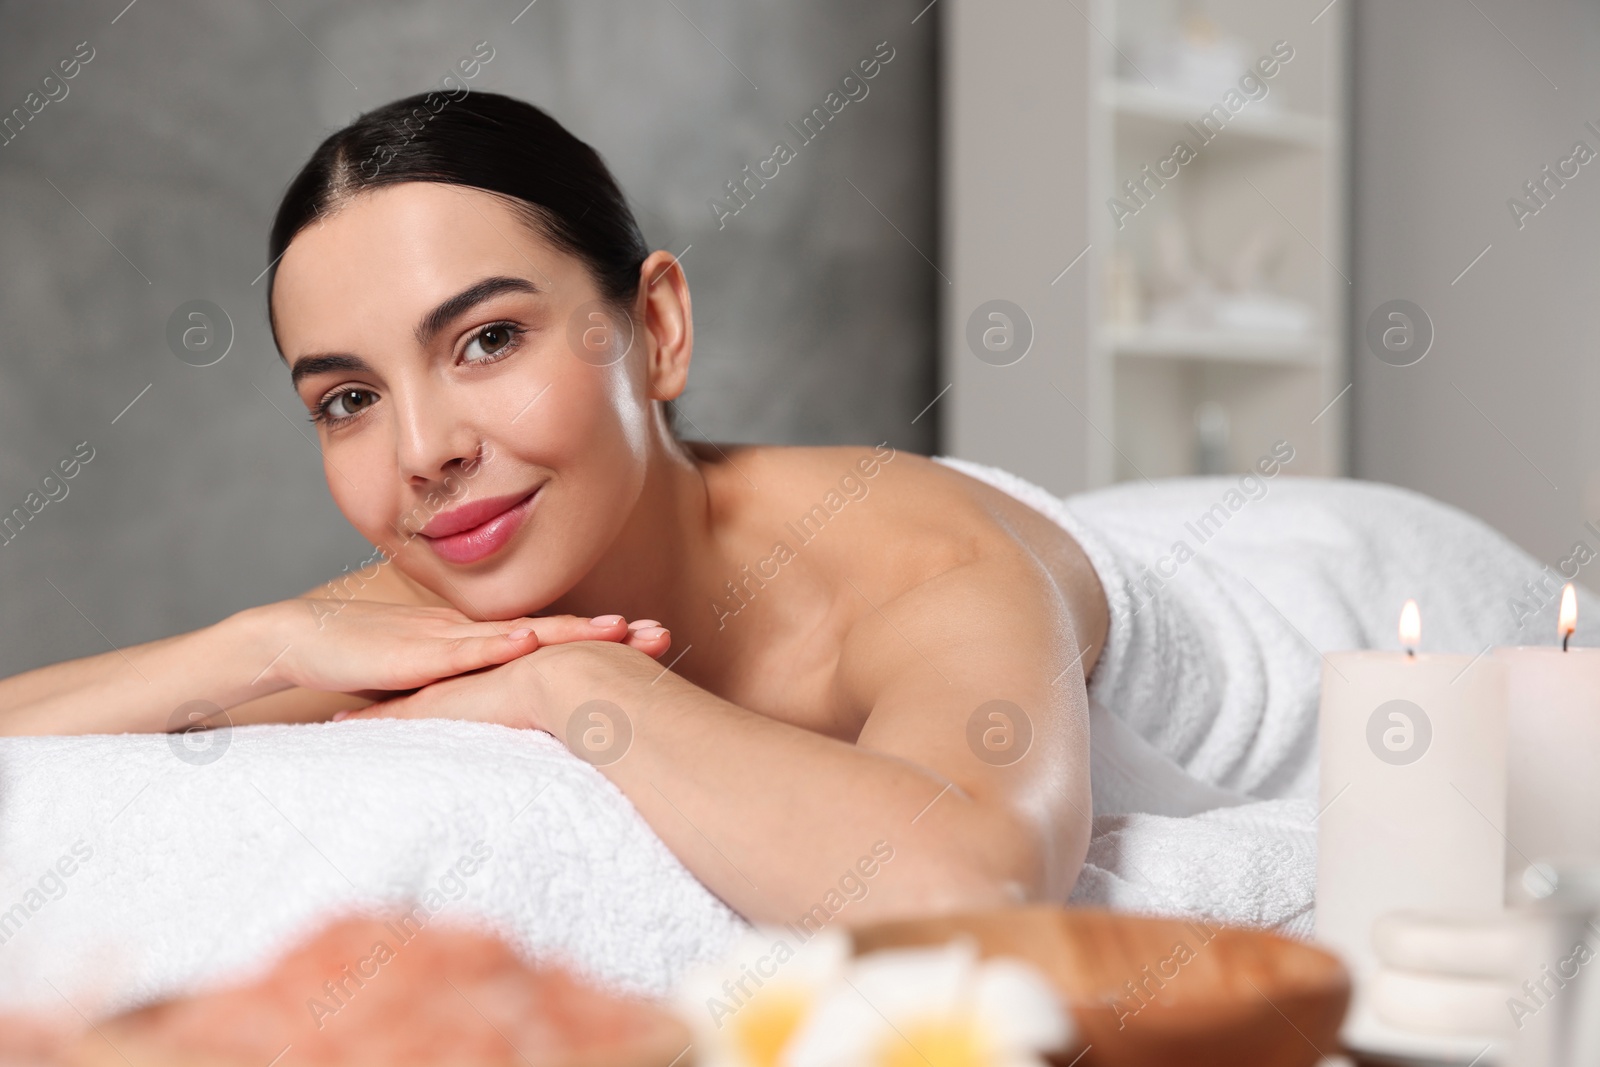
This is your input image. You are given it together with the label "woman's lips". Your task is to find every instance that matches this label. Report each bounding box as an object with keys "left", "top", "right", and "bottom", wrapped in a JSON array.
[{"left": 418, "top": 488, "right": 540, "bottom": 565}]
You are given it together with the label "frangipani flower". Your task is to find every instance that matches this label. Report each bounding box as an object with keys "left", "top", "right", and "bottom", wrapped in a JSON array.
[
  {"left": 675, "top": 926, "right": 852, "bottom": 1067},
  {"left": 781, "top": 938, "right": 1074, "bottom": 1067}
]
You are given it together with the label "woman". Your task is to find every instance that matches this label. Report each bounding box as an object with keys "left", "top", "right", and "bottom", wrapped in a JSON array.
[
  {"left": 0, "top": 91, "right": 1100, "bottom": 928},
  {"left": 1, "top": 92, "right": 1545, "bottom": 932}
]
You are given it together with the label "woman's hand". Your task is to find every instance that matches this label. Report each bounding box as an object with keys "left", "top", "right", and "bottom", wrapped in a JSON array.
[
  {"left": 254, "top": 597, "right": 669, "bottom": 698},
  {"left": 331, "top": 626, "right": 670, "bottom": 732}
]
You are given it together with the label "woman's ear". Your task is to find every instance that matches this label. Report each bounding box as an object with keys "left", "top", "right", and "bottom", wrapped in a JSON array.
[{"left": 638, "top": 249, "right": 692, "bottom": 402}]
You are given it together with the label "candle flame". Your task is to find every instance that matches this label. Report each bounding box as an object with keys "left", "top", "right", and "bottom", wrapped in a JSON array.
[
  {"left": 1399, "top": 599, "right": 1421, "bottom": 652},
  {"left": 1560, "top": 583, "right": 1577, "bottom": 639}
]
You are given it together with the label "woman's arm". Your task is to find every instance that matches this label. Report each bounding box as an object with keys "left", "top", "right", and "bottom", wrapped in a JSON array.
[
  {"left": 0, "top": 563, "right": 429, "bottom": 732},
  {"left": 0, "top": 596, "right": 663, "bottom": 737},
  {"left": 0, "top": 609, "right": 275, "bottom": 736},
  {"left": 349, "top": 557, "right": 1092, "bottom": 926}
]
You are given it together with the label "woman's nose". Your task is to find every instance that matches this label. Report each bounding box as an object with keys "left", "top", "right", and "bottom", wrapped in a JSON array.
[{"left": 391, "top": 383, "right": 483, "bottom": 486}]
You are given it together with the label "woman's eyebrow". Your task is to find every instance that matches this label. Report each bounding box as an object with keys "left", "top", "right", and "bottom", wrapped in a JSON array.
[
  {"left": 414, "top": 276, "right": 542, "bottom": 346},
  {"left": 290, "top": 353, "right": 372, "bottom": 389},
  {"left": 287, "top": 277, "right": 543, "bottom": 387}
]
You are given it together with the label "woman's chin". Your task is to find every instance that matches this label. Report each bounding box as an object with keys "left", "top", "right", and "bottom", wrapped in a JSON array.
[{"left": 430, "top": 568, "right": 568, "bottom": 623}]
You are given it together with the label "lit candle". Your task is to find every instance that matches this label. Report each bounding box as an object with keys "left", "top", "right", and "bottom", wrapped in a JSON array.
[
  {"left": 1316, "top": 600, "right": 1509, "bottom": 1045},
  {"left": 1400, "top": 598, "right": 1420, "bottom": 657},
  {"left": 1495, "top": 584, "right": 1600, "bottom": 885}
]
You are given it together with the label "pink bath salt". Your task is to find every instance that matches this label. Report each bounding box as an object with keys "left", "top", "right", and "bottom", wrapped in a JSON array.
[{"left": 63, "top": 915, "right": 689, "bottom": 1067}]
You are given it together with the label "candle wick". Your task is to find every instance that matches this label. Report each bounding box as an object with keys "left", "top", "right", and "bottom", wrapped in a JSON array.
[
  {"left": 1405, "top": 648, "right": 1416, "bottom": 658},
  {"left": 1563, "top": 632, "right": 1571, "bottom": 652}
]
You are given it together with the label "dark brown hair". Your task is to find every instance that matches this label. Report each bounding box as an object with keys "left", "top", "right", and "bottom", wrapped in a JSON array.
[{"left": 266, "top": 91, "right": 676, "bottom": 427}]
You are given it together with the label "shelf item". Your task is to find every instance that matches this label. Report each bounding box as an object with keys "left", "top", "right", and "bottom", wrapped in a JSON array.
[
  {"left": 1113, "top": 328, "right": 1325, "bottom": 365},
  {"left": 1108, "top": 80, "right": 1329, "bottom": 150}
]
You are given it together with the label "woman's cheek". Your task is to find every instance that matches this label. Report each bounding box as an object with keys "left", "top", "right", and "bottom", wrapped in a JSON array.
[
  {"left": 545, "top": 371, "right": 649, "bottom": 536},
  {"left": 542, "top": 362, "right": 642, "bottom": 467},
  {"left": 602, "top": 362, "right": 654, "bottom": 466},
  {"left": 325, "top": 455, "right": 402, "bottom": 551}
]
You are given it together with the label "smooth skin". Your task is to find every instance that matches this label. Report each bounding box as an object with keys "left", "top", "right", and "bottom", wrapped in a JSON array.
[{"left": 0, "top": 181, "right": 1108, "bottom": 926}]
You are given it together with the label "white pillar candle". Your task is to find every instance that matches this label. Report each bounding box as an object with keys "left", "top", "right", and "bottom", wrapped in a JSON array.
[
  {"left": 1317, "top": 600, "right": 1509, "bottom": 1046},
  {"left": 1495, "top": 584, "right": 1600, "bottom": 884}
]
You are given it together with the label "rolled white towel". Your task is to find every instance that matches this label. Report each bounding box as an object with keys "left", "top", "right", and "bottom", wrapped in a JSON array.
[
  {"left": 1370, "top": 968, "right": 1518, "bottom": 1040},
  {"left": 1372, "top": 909, "right": 1542, "bottom": 979},
  {"left": 1366, "top": 906, "right": 1600, "bottom": 1060}
]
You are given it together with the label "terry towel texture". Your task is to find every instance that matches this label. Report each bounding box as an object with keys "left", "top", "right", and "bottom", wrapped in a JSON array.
[
  {"left": 935, "top": 456, "right": 1593, "bottom": 938},
  {"left": 0, "top": 720, "right": 746, "bottom": 1014},
  {"left": 0, "top": 462, "right": 1583, "bottom": 1010}
]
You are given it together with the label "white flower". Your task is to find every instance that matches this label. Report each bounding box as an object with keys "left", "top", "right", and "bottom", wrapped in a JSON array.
[
  {"left": 675, "top": 926, "right": 853, "bottom": 1067},
  {"left": 781, "top": 937, "right": 1074, "bottom": 1067}
]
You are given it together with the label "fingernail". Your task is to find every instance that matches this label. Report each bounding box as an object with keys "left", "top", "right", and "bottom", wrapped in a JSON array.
[
  {"left": 591, "top": 615, "right": 625, "bottom": 627},
  {"left": 628, "top": 619, "right": 661, "bottom": 630},
  {"left": 508, "top": 627, "right": 534, "bottom": 639},
  {"left": 635, "top": 626, "right": 668, "bottom": 640},
  {"left": 332, "top": 710, "right": 350, "bottom": 722}
]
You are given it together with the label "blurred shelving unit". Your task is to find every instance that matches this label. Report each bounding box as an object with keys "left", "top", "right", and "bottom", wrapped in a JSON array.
[
  {"left": 1111, "top": 326, "right": 1323, "bottom": 364},
  {"left": 940, "top": 0, "right": 1349, "bottom": 492},
  {"left": 1108, "top": 81, "right": 1330, "bottom": 150}
]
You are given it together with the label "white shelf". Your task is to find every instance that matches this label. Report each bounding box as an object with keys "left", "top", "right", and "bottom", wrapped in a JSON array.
[
  {"left": 1107, "top": 81, "right": 1329, "bottom": 150},
  {"left": 938, "top": 0, "right": 1347, "bottom": 491},
  {"left": 1112, "top": 328, "right": 1325, "bottom": 365}
]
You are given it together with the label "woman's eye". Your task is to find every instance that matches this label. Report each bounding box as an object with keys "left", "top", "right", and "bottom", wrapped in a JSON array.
[
  {"left": 462, "top": 322, "right": 522, "bottom": 364},
  {"left": 312, "top": 387, "right": 377, "bottom": 425}
]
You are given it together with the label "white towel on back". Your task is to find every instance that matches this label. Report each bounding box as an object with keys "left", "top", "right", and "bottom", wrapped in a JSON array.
[{"left": 935, "top": 458, "right": 1594, "bottom": 938}]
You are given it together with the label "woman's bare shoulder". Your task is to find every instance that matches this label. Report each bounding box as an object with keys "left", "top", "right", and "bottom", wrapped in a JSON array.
[
  {"left": 711, "top": 443, "right": 1110, "bottom": 680},
  {"left": 694, "top": 442, "right": 968, "bottom": 511},
  {"left": 691, "top": 443, "right": 1051, "bottom": 606}
]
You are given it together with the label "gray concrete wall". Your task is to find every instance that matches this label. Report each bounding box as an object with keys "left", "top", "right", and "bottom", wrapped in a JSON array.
[
  {"left": 1351, "top": 0, "right": 1600, "bottom": 571},
  {"left": 0, "top": 0, "right": 936, "bottom": 676}
]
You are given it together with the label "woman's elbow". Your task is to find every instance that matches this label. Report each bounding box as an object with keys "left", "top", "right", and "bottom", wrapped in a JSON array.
[{"left": 857, "top": 818, "right": 1070, "bottom": 920}]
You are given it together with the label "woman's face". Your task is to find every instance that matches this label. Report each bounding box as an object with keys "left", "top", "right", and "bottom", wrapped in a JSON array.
[{"left": 270, "top": 181, "right": 676, "bottom": 620}]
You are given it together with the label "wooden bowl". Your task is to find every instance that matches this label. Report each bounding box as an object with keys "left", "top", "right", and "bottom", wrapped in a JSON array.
[{"left": 850, "top": 905, "right": 1349, "bottom": 1067}]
